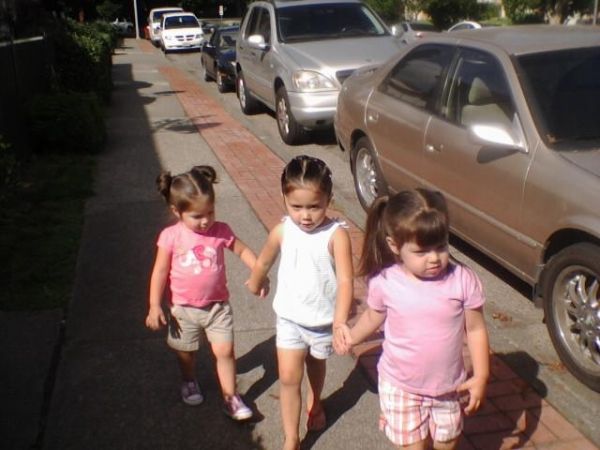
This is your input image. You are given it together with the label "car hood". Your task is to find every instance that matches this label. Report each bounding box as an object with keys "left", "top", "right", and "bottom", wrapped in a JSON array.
[
  {"left": 162, "top": 27, "right": 201, "bottom": 35},
  {"left": 561, "top": 149, "right": 600, "bottom": 178},
  {"left": 282, "top": 37, "right": 402, "bottom": 77}
]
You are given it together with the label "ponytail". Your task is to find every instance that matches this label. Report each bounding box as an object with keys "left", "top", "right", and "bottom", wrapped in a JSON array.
[
  {"left": 358, "top": 196, "right": 396, "bottom": 280},
  {"left": 156, "top": 165, "right": 218, "bottom": 212}
]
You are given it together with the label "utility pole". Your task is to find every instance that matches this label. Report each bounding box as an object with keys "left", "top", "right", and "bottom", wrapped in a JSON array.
[
  {"left": 594, "top": 0, "right": 598, "bottom": 25},
  {"left": 133, "top": 0, "right": 140, "bottom": 39}
]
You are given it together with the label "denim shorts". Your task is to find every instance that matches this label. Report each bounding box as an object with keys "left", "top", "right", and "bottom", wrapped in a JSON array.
[
  {"left": 276, "top": 316, "right": 333, "bottom": 359},
  {"left": 167, "top": 302, "right": 233, "bottom": 352}
]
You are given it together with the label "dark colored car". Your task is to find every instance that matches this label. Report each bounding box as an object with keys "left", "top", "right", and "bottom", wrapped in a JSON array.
[{"left": 201, "top": 26, "right": 240, "bottom": 92}]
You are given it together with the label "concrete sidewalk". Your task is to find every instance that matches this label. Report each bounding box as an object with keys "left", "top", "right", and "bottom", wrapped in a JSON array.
[{"left": 2, "top": 38, "right": 598, "bottom": 450}]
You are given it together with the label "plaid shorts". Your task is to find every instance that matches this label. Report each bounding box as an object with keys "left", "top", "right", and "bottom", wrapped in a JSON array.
[{"left": 378, "top": 378, "right": 463, "bottom": 446}]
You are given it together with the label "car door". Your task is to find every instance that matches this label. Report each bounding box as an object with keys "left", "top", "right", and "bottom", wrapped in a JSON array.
[
  {"left": 365, "top": 44, "right": 455, "bottom": 193},
  {"left": 204, "top": 31, "right": 219, "bottom": 77},
  {"left": 423, "top": 46, "right": 535, "bottom": 273},
  {"left": 238, "top": 6, "right": 273, "bottom": 103}
]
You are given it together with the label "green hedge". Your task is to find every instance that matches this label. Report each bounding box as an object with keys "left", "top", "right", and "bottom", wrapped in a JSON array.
[
  {"left": 0, "top": 135, "right": 19, "bottom": 195},
  {"left": 52, "top": 19, "right": 115, "bottom": 102},
  {"left": 28, "top": 92, "right": 106, "bottom": 154}
]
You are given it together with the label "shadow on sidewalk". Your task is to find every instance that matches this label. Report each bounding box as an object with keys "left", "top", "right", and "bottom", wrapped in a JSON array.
[{"left": 301, "top": 365, "right": 376, "bottom": 449}]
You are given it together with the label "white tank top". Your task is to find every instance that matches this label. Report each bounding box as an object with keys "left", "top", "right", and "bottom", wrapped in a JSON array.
[{"left": 273, "top": 216, "right": 341, "bottom": 327}]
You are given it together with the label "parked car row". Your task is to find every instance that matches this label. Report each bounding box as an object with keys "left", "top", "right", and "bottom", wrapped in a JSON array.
[{"left": 195, "top": 0, "right": 600, "bottom": 392}]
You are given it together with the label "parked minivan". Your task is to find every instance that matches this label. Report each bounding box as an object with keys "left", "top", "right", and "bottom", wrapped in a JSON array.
[
  {"left": 235, "top": 0, "right": 402, "bottom": 145},
  {"left": 147, "top": 6, "right": 184, "bottom": 46}
]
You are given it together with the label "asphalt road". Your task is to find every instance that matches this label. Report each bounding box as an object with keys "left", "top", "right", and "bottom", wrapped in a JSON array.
[{"left": 162, "top": 50, "right": 600, "bottom": 447}]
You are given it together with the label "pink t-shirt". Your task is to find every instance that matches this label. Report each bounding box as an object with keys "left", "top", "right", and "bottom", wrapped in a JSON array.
[
  {"left": 368, "top": 262, "right": 485, "bottom": 396},
  {"left": 157, "top": 221, "right": 236, "bottom": 308}
]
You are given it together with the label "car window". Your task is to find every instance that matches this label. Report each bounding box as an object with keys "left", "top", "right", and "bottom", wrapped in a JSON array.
[
  {"left": 517, "top": 47, "right": 600, "bottom": 146},
  {"left": 219, "top": 32, "right": 237, "bottom": 49},
  {"left": 379, "top": 44, "right": 454, "bottom": 110},
  {"left": 244, "top": 7, "right": 261, "bottom": 39},
  {"left": 152, "top": 10, "right": 181, "bottom": 24},
  {"left": 277, "top": 3, "right": 387, "bottom": 42},
  {"left": 164, "top": 15, "right": 200, "bottom": 30},
  {"left": 444, "top": 48, "right": 515, "bottom": 130},
  {"left": 256, "top": 8, "right": 271, "bottom": 44}
]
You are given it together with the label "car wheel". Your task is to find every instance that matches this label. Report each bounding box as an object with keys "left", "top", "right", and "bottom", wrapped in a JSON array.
[
  {"left": 236, "top": 70, "right": 260, "bottom": 115},
  {"left": 216, "top": 71, "right": 227, "bottom": 93},
  {"left": 202, "top": 60, "right": 211, "bottom": 81},
  {"left": 351, "top": 137, "right": 387, "bottom": 210},
  {"left": 276, "top": 86, "right": 305, "bottom": 145},
  {"left": 542, "top": 243, "right": 600, "bottom": 392}
]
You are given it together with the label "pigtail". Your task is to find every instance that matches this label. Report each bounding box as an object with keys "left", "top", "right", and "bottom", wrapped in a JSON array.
[
  {"left": 191, "top": 165, "right": 218, "bottom": 184},
  {"left": 358, "top": 196, "right": 395, "bottom": 280},
  {"left": 156, "top": 171, "right": 173, "bottom": 203}
]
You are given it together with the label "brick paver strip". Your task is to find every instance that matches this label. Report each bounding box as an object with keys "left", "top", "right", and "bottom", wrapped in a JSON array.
[{"left": 148, "top": 49, "right": 598, "bottom": 450}]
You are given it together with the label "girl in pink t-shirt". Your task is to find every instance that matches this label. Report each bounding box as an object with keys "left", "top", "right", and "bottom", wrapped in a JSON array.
[
  {"left": 337, "top": 189, "right": 490, "bottom": 450},
  {"left": 145, "top": 165, "right": 266, "bottom": 420}
]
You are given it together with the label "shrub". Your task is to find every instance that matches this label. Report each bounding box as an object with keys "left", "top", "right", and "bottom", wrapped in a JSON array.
[
  {"left": 503, "top": 0, "right": 545, "bottom": 23},
  {"left": 52, "top": 19, "right": 113, "bottom": 102},
  {"left": 0, "top": 135, "right": 19, "bottom": 194},
  {"left": 28, "top": 92, "right": 106, "bottom": 155}
]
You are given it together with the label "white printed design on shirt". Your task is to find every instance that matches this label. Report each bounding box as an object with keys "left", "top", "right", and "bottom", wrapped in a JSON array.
[{"left": 178, "top": 245, "right": 218, "bottom": 274}]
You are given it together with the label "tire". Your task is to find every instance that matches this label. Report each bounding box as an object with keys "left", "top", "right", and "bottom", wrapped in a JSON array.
[
  {"left": 276, "top": 86, "right": 305, "bottom": 145},
  {"left": 351, "top": 137, "right": 388, "bottom": 210},
  {"left": 236, "top": 70, "right": 260, "bottom": 115},
  {"left": 202, "top": 60, "right": 211, "bottom": 81},
  {"left": 216, "top": 71, "right": 228, "bottom": 93},
  {"left": 541, "top": 242, "right": 600, "bottom": 392}
]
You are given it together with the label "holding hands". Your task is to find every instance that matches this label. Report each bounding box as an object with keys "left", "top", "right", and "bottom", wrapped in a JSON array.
[{"left": 333, "top": 323, "right": 353, "bottom": 355}]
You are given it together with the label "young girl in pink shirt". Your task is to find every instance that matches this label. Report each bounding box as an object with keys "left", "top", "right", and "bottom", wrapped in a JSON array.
[
  {"left": 337, "top": 189, "right": 489, "bottom": 450},
  {"left": 145, "top": 165, "right": 265, "bottom": 420}
]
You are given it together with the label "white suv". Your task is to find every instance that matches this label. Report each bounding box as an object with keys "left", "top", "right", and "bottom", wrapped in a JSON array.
[
  {"left": 235, "top": 0, "right": 403, "bottom": 144},
  {"left": 160, "top": 12, "right": 204, "bottom": 53},
  {"left": 147, "top": 6, "right": 184, "bottom": 46}
]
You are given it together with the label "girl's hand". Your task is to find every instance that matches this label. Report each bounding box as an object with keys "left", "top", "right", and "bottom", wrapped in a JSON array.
[
  {"left": 457, "top": 375, "right": 487, "bottom": 415},
  {"left": 259, "top": 277, "right": 270, "bottom": 298},
  {"left": 145, "top": 306, "right": 166, "bottom": 330},
  {"left": 333, "top": 323, "right": 353, "bottom": 355}
]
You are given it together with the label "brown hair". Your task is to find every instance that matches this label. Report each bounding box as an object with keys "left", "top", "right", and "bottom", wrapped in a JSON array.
[
  {"left": 358, "top": 188, "right": 449, "bottom": 280},
  {"left": 156, "top": 165, "right": 218, "bottom": 213},
  {"left": 281, "top": 155, "right": 333, "bottom": 198}
]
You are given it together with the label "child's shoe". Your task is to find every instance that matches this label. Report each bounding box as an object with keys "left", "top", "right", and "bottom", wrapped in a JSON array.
[
  {"left": 223, "top": 394, "right": 252, "bottom": 420},
  {"left": 181, "top": 380, "right": 204, "bottom": 406}
]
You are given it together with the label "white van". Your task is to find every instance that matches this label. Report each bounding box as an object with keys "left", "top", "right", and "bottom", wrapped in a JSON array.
[{"left": 147, "top": 6, "right": 184, "bottom": 46}]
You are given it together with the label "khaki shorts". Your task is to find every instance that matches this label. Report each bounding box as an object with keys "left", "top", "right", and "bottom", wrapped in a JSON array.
[{"left": 167, "top": 302, "right": 233, "bottom": 352}]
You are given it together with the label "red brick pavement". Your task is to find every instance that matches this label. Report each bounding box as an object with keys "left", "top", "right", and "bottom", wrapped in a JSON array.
[{"left": 139, "top": 39, "right": 598, "bottom": 450}]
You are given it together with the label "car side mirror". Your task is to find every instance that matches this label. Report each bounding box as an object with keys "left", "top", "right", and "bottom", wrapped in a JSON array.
[
  {"left": 469, "top": 115, "right": 527, "bottom": 152},
  {"left": 248, "top": 34, "right": 268, "bottom": 50}
]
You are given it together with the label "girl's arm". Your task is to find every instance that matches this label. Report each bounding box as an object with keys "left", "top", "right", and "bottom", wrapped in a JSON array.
[
  {"left": 348, "top": 307, "right": 386, "bottom": 345},
  {"left": 232, "top": 237, "right": 257, "bottom": 270},
  {"left": 145, "top": 246, "right": 171, "bottom": 330},
  {"left": 330, "top": 227, "right": 354, "bottom": 350},
  {"left": 246, "top": 224, "right": 283, "bottom": 295},
  {"left": 460, "top": 306, "right": 490, "bottom": 415}
]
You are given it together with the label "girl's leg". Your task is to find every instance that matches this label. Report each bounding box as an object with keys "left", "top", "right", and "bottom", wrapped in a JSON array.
[
  {"left": 210, "top": 340, "right": 236, "bottom": 397},
  {"left": 432, "top": 437, "right": 459, "bottom": 450},
  {"left": 305, "top": 353, "right": 326, "bottom": 430},
  {"left": 175, "top": 350, "right": 196, "bottom": 381},
  {"left": 277, "top": 347, "right": 306, "bottom": 450}
]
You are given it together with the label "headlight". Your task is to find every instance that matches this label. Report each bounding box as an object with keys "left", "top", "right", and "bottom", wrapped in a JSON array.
[
  {"left": 164, "top": 35, "right": 174, "bottom": 41},
  {"left": 194, "top": 34, "right": 202, "bottom": 39},
  {"left": 292, "top": 71, "right": 335, "bottom": 91}
]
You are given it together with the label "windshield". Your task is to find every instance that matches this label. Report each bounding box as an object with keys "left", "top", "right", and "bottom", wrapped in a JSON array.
[
  {"left": 152, "top": 10, "right": 181, "bottom": 24},
  {"left": 277, "top": 3, "right": 388, "bottom": 42},
  {"left": 517, "top": 47, "right": 600, "bottom": 147},
  {"left": 164, "top": 15, "right": 200, "bottom": 30}
]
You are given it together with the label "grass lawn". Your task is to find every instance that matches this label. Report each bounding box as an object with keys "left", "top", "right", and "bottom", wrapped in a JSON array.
[{"left": 0, "top": 153, "right": 95, "bottom": 311}]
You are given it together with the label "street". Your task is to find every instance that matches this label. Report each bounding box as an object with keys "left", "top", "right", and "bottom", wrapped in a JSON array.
[{"left": 163, "top": 49, "right": 600, "bottom": 446}]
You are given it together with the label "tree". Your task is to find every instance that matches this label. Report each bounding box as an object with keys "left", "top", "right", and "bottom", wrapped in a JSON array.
[{"left": 423, "top": 0, "right": 478, "bottom": 30}]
